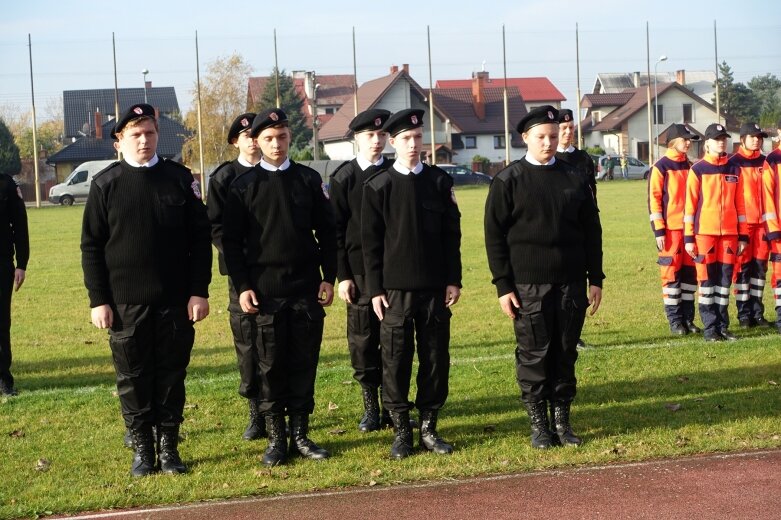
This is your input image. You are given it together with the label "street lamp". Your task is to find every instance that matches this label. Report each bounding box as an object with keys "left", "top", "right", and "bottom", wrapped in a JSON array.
[
  {"left": 142, "top": 69, "right": 149, "bottom": 103},
  {"left": 653, "top": 55, "right": 667, "bottom": 161}
]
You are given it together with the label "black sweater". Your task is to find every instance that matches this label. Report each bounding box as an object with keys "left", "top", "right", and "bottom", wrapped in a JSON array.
[
  {"left": 484, "top": 157, "right": 604, "bottom": 297},
  {"left": 0, "top": 175, "right": 29, "bottom": 270},
  {"left": 328, "top": 157, "right": 390, "bottom": 280},
  {"left": 207, "top": 160, "right": 254, "bottom": 275},
  {"left": 555, "top": 148, "right": 597, "bottom": 202},
  {"left": 222, "top": 161, "right": 337, "bottom": 298},
  {"left": 361, "top": 164, "right": 462, "bottom": 297},
  {"left": 81, "top": 159, "right": 212, "bottom": 307}
]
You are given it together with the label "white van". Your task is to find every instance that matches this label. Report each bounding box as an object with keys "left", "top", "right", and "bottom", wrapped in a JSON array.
[{"left": 48, "top": 160, "right": 115, "bottom": 205}]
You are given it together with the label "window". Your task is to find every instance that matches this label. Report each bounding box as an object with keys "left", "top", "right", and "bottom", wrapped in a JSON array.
[
  {"left": 493, "top": 135, "right": 505, "bottom": 149},
  {"left": 70, "top": 170, "right": 88, "bottom": 185},
  {"left": 591, "top": 111, "right": 602, "bottom": 125},
  {"left": 654, "top": 104, "right": 664, "bottom": 125},
  {"left": 682, "top": 103, "right": 694, "bottom": 123},
  {"left": 324, "top": 107, "right": 335, "bottom": 115},
  {"left": 464, "top": 136, "right": 477, "bottom": 149}
]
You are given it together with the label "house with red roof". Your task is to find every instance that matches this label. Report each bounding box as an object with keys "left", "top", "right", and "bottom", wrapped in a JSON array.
[{"left": 436, "top": 71, "right": 565, "bottom": 112}]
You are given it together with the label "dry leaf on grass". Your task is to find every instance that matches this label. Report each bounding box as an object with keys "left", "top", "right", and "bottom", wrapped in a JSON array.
[
  {"left": 768, "top": 380, "right": 777, "bottom": 386},
  {"left": 35, "top": 458, "right": 51, "bottom": 472},
  {"left": 328, "top": 428, "right": 346, "bottom": 435},
  {"left": 9, "top": 430, "right": 24, "bottom": 438},
  {"left": 665, "top": 403, "right": 682, "bottom": 412},
  {"left": 370, "top": 469, "right": 382, "bottom": 477},
  {"left": 327, "top": 402, "right": 339, "bottom": 411}
]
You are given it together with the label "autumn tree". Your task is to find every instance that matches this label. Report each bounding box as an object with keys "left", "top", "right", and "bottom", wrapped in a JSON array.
[
  {"left": 252, "top": 68, "right": 312, "bottom": 156},
  {"left": 182, "top": 53, "right": 253, "bottom": 173},
  {"left": 0, "top": 118, "right": 22, "bottom": 176}
]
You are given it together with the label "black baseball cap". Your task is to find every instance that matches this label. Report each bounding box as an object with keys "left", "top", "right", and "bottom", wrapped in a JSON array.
[
  {"left": 227, "top": 112, "right": 256, "bottom": 143},
  {"left": 703, "top": 123, "right": 730, "bottom": 140},
  {"left": 112, "top": 103, "right": 156, "bottom": 139},
  {"left": 516, "top": 105, "right": 559, "bottom": 134},
  {"left": 666, "top": 123, "right": 700, "bottom": 144},
  {"left": 739, "top": 122, "right": 768, "bottom": 138}
]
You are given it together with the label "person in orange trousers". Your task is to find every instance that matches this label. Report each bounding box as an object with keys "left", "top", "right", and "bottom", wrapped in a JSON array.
[{"left": 762, "top": 118, "right": 781, "bottom": 333}]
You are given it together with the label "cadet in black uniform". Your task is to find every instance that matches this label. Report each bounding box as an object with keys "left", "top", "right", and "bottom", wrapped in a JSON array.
[
  {"left": 362, "top": 108, "right": 462, "bottom": 459},
  {"left": 484, "top": 106, "right": 603, "bottom": 450},
  {"left": 81, "top": 103, "right": 212, "bottom": 476},
  {"left": 0, "top": 173, "right": 29, "bottom": 397},
  {"left": 329, "top": 108, "right": 392, "bottom": 432},
  {"left": 555, "top": 109, "right": 597, "bottom": 203},
  {"left": 222, "top": 108, "right": 337, "bottom": 467},
  {"left": 206, "top": 112, "right": 267, "bottom": 441}
]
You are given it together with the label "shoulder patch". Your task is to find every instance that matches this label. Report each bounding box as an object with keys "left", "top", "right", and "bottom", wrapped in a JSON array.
[
  {"left": 209, "top": 160, "right": 233, "bottom": 179},
  {"left": 330, "top": 160, "right": 353, "bottom": 181},
  {"left": 364, "top": 169, "right": 391, "bottom": 190}
]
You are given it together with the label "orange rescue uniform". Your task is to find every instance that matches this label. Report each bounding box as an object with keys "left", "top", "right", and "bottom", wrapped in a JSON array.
[{"left": 762, "top": 147, "right": 781, "bottom": 330}]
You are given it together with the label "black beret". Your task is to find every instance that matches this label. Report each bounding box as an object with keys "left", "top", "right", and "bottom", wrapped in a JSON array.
[
  {"left": 739, "top": 122, "right": 768, "bottom": 138},
  {"left": 227, "top": 112, "right": 257, "bottom": 144},
  {"left": 112, "top": 103, "right": 156, "bottom": 139},
  {"left": 384, "top": 108, "right": 424, "bottom": 137},
  {"left": 349, "top": 109, "right": 391, "bottom": 134},
  {"left": 558, "top": 109, "right": 574, "bottom": 123},
  {"left": 703, "top": 123, "right": 730, "bottom": 140},
  {"left": 516, "top": 105, "right": 559, "bottom": 134},
  {"left": 250, "top": 108, "right": 288, "bottom": 137},
  {"left": 666, "top": 123, "right": 700, "bottom": 145}
]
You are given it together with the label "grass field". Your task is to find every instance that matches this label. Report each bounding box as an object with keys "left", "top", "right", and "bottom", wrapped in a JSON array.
[{"left": 1, "top": 180, "right": 779, "bottom": 519}]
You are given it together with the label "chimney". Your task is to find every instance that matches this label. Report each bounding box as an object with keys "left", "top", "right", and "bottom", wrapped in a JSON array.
[
  {"left": 472, "top": 71, "right": 488, "bottom": 120},
  {"left": 94, "top": 109, "right": 103, "bottom": 139},
  {"left": 145, "top": 80, "right": 152, "bottom": 90},
  {"left": 675, "top": 69, "right": 685, "bottom": 85},
  {"left": 632, "top": 71, "right": 641, "bottom": 88},
  {"left": 402, "top": 63, "right": 409, "bottom": 74},
  {"left": 390, "top": 64, "right": 399, "bottom": 74}
]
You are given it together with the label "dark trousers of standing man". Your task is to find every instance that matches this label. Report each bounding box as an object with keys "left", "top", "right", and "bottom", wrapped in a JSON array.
[
  {"left": 0, "top": 262, "right": 14, "bottom": 387},
  {"left": 227, "top": 280, "right": 262, "bottom": 399},
  {"left": 109, "top": 304, "right": 195, "bottom": 430},
  {"left": 380, "top": 289, "right": 451, "bottom": 414},
  {"left": 513, "top": 282, "right": 587, "bottom": 405},
  {"left": 251, "top": 298, "right": 325, "bottom": 416},
  {"left": 347, "top": 275, "right": 382, "bottom": 390}
]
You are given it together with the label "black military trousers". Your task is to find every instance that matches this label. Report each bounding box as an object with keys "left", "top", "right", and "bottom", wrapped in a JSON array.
[
  {"left": 108, "top": 304, "right": 195, "bottom": 430},
  {"left": 0, "top": 262, "right": 14, "bottom": 387},
  {"left": 249, "top": 298, "right": 325, "bottom": 416},
  {"left": 512, "top": 281, "right": 588, "bottom": 406},
  {"left": 380, "top": 289, "right": 451, "bottom": 414},
  {"left": 227, "top": 279, "right": 262, "bottom": 399},
  {"left": 346, "top": 275, "right": 382, "bottom": 390}
]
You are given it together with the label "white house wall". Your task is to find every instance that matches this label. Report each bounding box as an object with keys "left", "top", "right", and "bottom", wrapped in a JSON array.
[{"left": 454, "top": 134, "right": 523, "bottom": 165}]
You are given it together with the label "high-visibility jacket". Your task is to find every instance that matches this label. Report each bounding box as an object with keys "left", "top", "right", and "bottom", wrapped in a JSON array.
[
  {"left": 684, "top": 151, "right": 748, "bottom": 242},
  {"left": 648, "top": 149, "right": 692, "bottom": 236},
  {"left": 763, "top": 148, "right": 781, "bottom": 240},
  {"left": 729, "top": 146, "right": 766, "bottom": 225}
]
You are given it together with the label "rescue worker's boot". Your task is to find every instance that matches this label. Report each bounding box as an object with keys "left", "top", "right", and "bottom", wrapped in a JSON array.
[
  {"left": 261, "top": 414, "right": 287, "bottom": 467},
  {"left": 242, "top": 398, "right": 266, "bottom": 440},
  {"left": 551, "top": 401, "right": 582, "bottom": 447},
  {"left": 419, "top": 410, "right": 453, "bottom": 454},
  {"left": 158, "top": 425, "right": 187, "bottom": 474},
  {"left": 288, "top": 414, "right": 330, "bottom": 460},
  {"left": 358, "top": 387, "right": 381, "bottom": 432},
  {"left": 525, "top": 401, "right": 554, "bottom": 450},
  {"left": 129, "top": 425, "right": 157, "bottom": 477},
  {"left": 389, "top": 410, "right": 414, "bottom": 459}
]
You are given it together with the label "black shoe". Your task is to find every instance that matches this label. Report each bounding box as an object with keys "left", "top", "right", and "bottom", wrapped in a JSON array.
[
  {"left": 685, "top": 321, "right": 702, "bottom": 334},
  {"left": 123, "top": 428, "right": 134, "bottom": 449},
  {"left": 158, "top": 425, "right": 187, "bottom": 474},
  {"left": 358, "top": 387, "right": 381, "bottom": 432},
  {"left": 720, "top": 330, "right": 739, "bottom": 341},
  {"left": 738, "top": 318, "right": 754, "bottom": 329},
  {"left": 262, "top": 414, "right": 288, "bottom": 467},
  {"left": 380, "top": 408, "right": 393, "bottom": 429},
  {"left": 754, "top": 317, "right": 772, "bottom": 328},
  {"left": 389, "top": 411, "right": 414, "bottom": 459},
  {"left": 288, "top": 414, "right": 329, "bottom": 460},
  {"left": 129, "top": 426, "right": 157, "bottom": 477},
  {"left": 0, "top": 379, "right": 17, "bottom": 396},
  {"left": 551, "top": 401, "right": 582, "bottom": 447},
  {"left": 704, "top": 330, "right": 723, "bottom": 342},
  {"left": 670, "top": 322, "right": 689, "bottom": 336},
  {"left": 525, "top": 401, "right": 554, "bottom": 449},
  {"left": 243, "top": 399, "right": 266, "bottom": 440},
  {"left": 419, "top": 410, "right": 453, "bottom": 455}
]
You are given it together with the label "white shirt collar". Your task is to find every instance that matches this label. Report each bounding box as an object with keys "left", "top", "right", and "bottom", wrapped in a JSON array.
[
  {"left": 260, "top": 157, "right": 290, "bottom": 171},
  {"left": 393, "top": 160, "right": 424, "bottom": 175},
  {"left": 238, "top": 156, "right": 260, "bottom": 168},
  {"left": 524, "top": 155, "right": 556, "bottom": 166},
  {"left": 356, "top": 155, "right": 385, "bottom": 171},
  {"left": 557, "top": 145, "right": 576, "bottom": 153},
  {"left": 124, "top": 154, "right": 159, "bottom": 168}
]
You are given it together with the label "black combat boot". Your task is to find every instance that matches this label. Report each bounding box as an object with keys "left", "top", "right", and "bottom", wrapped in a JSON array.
[
  {"left": 525, "top": 401, "right": 554, "bottom": 449},
  {"left": 419, "top": 410, "right": 453, "bottom": 454},
  {"left": 158, "top": 425, "right": 187, "bottom": 474},
  {"left": 389, "top": 410, "right": 414, "bottom": 459},
  {"left": 243, "top": 398, "right": 266, "bottom": 440},
  {"left": 123, "top": 428, "right": 134, "bottom": 449},
  {"left": 288, "top": 414, "right": 330, "bottom": 460},
  {"left": 380, "top": 408, "right": 393, "bottom": 429},
  {"left": 358, "top": 387, "right": 381, "bottom": 432},
  {"left": 551, "top": 401, "right": 582, "bottom": 447},
  {"left": 262, "top": 414, "right": 288, "bottom": 466},
  {"left": 129, "top": 425, "right": 157, "bottom": 477}
]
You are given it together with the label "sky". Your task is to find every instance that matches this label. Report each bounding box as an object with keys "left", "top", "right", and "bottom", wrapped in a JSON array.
[{"left": 1, "top": 0, "right": 778, "bottom": 121}]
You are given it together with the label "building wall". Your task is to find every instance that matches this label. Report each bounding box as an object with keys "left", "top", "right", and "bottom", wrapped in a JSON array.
[{"left": 454, "top": 134, "right": 523, "bottom": 165}]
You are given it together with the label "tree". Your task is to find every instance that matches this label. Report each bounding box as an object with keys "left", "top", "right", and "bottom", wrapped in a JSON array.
[
  {"left": 15, "top": 120, "right": 63, "bottom": 160},
  {"left": 252, "top": 68, "right": 312, "bottom": 154},
  {"left": 0, "top": 118, "right": 22, "bottom": 176},
  {"left": 182, "top": 53, "right": 253, "bottom": 173},
  {"left": 747, "top": 73, "right": 781, "bottom": 127},
  {"left": 713, "top": 61, "right": 760, "bottom": 124}
]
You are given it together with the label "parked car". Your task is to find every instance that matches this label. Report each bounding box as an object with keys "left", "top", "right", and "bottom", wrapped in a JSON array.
[
  {"left": 48, "top": 160, "right": 115, "bottom": 205},
  {"left": 438, "top": 164, "right": 492, "bottom": 185},
  {"left": 595, "top": 155, "right": 650, "bottom": 181}
]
